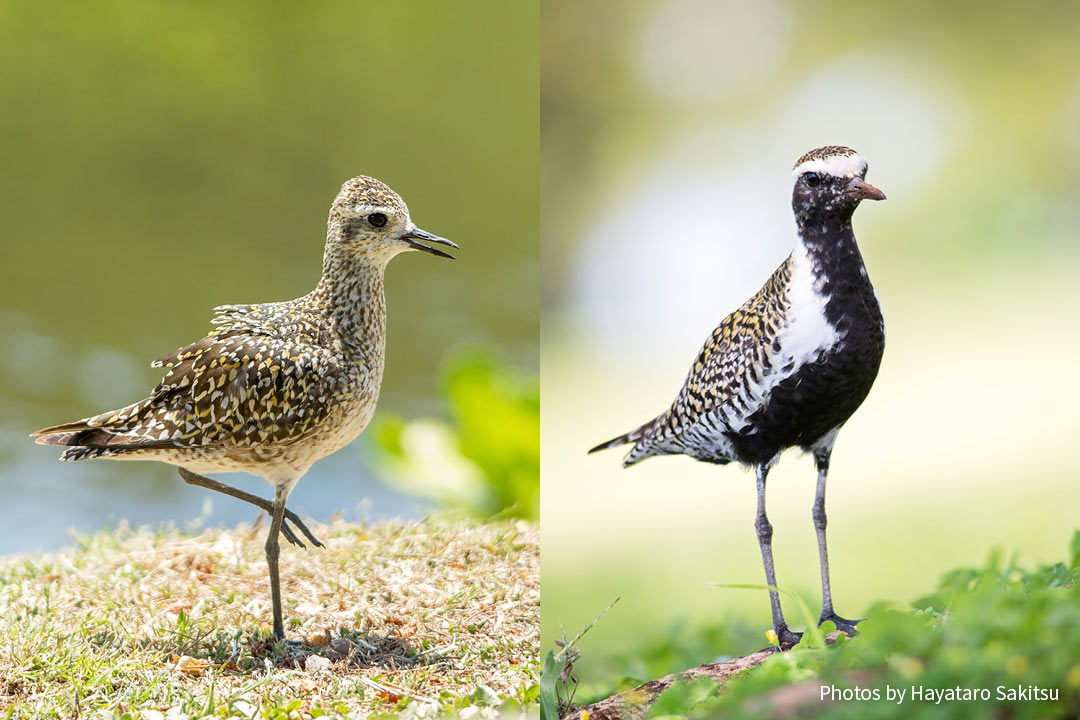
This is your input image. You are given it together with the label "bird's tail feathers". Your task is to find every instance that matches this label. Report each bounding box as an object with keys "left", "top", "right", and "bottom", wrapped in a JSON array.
[
  {"left": 33, "top": 423, "right": 169, "bottom": 460},
  {"left": 31, "top": 420, "right": 94, "bottom": 438},
  {"left": 588, "top": 418, "right": 656, "bottom": 455},
  {"left": 33, "top": 429, "right": 120, "bottom": 461},
  {"left": 58, "top": 446, "right": 118, "bottom": 462}
]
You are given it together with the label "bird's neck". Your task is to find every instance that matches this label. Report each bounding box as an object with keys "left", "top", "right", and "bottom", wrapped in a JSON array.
[
  {"left": 310, "top": 238, "right": 389, "bottom": 368},
  {"left": 793, "top": 211, "right": 867, "bottom": 283}
]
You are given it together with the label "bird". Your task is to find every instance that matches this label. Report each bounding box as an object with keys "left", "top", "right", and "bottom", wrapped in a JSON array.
[
  {"left": 590, "top": 146, "right": 886, "bottom": 648},
  {"left": 32, "top": 176, "right": 457, "bottom": 640}
]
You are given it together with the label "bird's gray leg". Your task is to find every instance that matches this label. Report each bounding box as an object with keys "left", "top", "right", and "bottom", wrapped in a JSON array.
[
  {"left": 812, "top": 450, "right": 860, "bottom": 636},
  {"left": 754, "top": 464, "right": 802, "bottom": 647},
  {"left": 177, "top": 468, "right": 324, "bottom": 549},
  {"left": 265, "top": 483, "right": 289, "bottom": 640}
]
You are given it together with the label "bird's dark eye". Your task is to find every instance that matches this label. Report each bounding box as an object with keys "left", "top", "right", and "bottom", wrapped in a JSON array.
[
  {"left": 803, "top": 172, "right": 822, "bottom": 187},
  {"left": 367, "top": 213, "right": 388, "bottom": 227}
]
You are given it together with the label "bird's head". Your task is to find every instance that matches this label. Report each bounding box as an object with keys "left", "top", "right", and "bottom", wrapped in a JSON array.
[
  {"left": 327, "top": 176, "right": 457, "bottom": 262},
  {"left": 791, "top": 146, "right": 885, "bottom": 223}
]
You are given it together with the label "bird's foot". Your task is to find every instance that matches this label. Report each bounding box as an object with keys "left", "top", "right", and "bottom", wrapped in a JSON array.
[
  {"left": 176, "top": 469, "right": 325, "bottom": 549},
  {"left": 280, "top": 510, "right": 325, "bottom": 550},
  {"left": 819, "top": 612, "right": 862, "bottom": 637},
  {"left": 261, "top": 634, "right": 306, "bottom": 661},
  {"left": 272, "top": 636, "right": 305, "bottom": 649},
  {"left": 773, "top": 624, "right": 803, "bottom": 651}
]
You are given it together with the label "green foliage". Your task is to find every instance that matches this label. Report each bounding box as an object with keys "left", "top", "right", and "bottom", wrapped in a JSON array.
[
  {"left": 373, "top": 351, "right": 539, "bottom": 520},
  {"left": 646, "top": 677, "right": 720, "bottom": 719},
  {"left": 571, "top": 531, "right": 1080, "bottom": 719}
]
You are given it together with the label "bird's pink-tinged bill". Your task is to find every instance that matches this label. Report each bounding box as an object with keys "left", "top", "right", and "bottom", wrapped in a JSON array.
[{"left": 845, "top": 178, "right": 886, "bottom": 201}]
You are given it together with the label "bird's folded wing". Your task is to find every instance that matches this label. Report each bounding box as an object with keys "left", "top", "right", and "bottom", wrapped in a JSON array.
[
  {"left": 627, "top": 267, "right": 789, "bottom": 463},
  {"left": 643, "top": 322, "right": 763, "bottom": 447},
  {"left": 71, "top": 332, "right": 344, "bottom": 449}
]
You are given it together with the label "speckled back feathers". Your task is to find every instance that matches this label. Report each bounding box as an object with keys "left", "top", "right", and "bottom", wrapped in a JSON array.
[{"left": 37, "top": 299, "right": 348, "bottom": 459}]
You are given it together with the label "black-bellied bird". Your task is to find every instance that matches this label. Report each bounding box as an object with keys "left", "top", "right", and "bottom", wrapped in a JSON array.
[
  {"left": 33, "top": 176, "right": 457, "bottom": 640},
  {"left": 591, "top": 146, "right": 886, "bottom": 647}
]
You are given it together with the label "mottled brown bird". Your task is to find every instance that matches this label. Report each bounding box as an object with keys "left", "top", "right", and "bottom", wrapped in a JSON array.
[
  {"left": 592, "top": 146, "right": 886, "bottom": 647},
  {"left": 33, "top": 176, "right": 457, "bottom": 639}
]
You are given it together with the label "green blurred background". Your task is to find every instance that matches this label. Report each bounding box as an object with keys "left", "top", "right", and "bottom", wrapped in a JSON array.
[
  {"left": 0, "top": 1, "right": 538, "bottom": 553},
  {"left": 541, "top": 0, "right": 1080, "bottom": 695}
]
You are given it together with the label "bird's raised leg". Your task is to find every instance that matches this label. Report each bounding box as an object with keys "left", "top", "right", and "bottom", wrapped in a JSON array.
[
  {"left": 177, "top": 468, "right": 324, "bottom": 549},
  {"left": 754, "top": 463, "right": 802, "bottom": 647},
  {"left": 265, "top": 482, "right": 290, "bottom": 640},
  {"left": 812, "top": 450, "right": 861, "bottom": 636}
]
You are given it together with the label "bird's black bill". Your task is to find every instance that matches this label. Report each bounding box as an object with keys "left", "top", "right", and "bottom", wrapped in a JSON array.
[{"left": 401, "top": 226, "right": 458, "bottom": 259}]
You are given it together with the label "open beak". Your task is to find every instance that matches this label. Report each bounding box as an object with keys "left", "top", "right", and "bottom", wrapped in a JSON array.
[
  {"left": 400, "top": 225, "right": 458, "bottom": 259},
  {"left": 846, "top": 178, "right": 886, "bottom": 201}
]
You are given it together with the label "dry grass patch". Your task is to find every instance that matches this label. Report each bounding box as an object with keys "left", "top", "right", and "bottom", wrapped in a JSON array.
[{"left": 0, "top": 515, "right": 539, "bottom": 718}]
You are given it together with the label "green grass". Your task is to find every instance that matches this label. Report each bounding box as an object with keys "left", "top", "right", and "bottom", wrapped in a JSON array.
[
  {"left": 548, "top": 531, "right": 1080, "bottom": 719},
  {"left": 0, "top": 515, "right": 539, "bottom": 719}
]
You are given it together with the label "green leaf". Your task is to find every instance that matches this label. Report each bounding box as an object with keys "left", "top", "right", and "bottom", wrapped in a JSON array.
[
  {"left": 540, "top": 650, "right": 562, "bottom": 720},
  {"left": 469, "top": 685, "right": 501, "bottom": 707},
  {"left": 369, "top": 349, "right": 539, "bottom": 520}
]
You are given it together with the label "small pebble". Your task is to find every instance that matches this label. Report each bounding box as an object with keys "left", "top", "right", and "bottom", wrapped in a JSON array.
[{"left": 305, "top": 654, "right": 333, "bottom": 674}]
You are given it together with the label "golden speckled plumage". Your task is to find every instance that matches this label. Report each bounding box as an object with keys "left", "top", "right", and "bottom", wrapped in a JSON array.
[
  {"left": 60, "top": 305, "right": 346, "bottom": 451},
  {"left": 610, "top": 261, "right": 793, "bottom": 465}
]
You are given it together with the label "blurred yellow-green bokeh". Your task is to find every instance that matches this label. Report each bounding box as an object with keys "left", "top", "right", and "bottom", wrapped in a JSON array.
[
  {"left": 541, "top": 0, "right": 1080, "bottom": 687},
  {"left": 0, "top": 1, "right": 538, "bottom": 552}
]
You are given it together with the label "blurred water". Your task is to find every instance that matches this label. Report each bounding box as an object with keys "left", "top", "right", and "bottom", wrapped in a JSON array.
[{"left": 2, "top": 427, "right": 430, "bottom": 556}]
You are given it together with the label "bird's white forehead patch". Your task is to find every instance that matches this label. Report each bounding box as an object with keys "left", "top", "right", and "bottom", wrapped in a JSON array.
[{"left": 792, "top": 153, "right": 868, "bottom": 180}]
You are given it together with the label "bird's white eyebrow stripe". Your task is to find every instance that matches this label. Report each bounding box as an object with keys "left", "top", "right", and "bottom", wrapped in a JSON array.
[
  {"left": 348, "top": 203, "right": 389, "bottom": 216},
  {"left": 793, "top": 154, "right": 868, "bottom": 179}
]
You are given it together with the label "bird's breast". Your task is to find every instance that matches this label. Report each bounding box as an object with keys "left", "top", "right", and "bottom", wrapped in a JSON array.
[
  {"left": 312, "top": 361, "right": 381, "bottom": 448},
  {"left": 775, "top": 245, "right": 843, "bottom": 368}
]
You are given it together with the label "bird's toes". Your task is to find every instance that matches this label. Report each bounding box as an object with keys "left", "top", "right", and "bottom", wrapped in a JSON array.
[
  {"left": 283, "top": 512, "right": 325, "bottom": 548},
  {"left": 819, "top": 612, "right": 862, "bottom": 636},
  {"left": 279, "top": 523, "right": 306, "bottom": 549}
]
